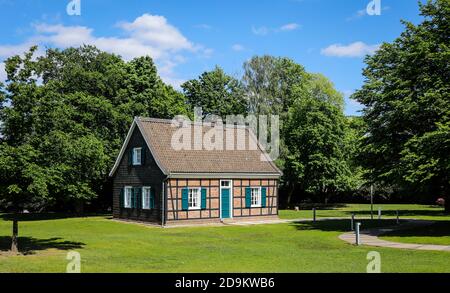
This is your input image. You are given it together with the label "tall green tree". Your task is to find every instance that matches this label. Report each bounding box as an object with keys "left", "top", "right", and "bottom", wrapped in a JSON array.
[
  {"left": 352, "top": 0, "right": 450, "bottom": 212},
  {"left": 284, "top": 77, "right": 352, "bottom": 204},
  {"left": 0, "top": 45, "right": 188, "bottom": 251},
  {"left": 242, "top": 55, "right": 307, "bottom": 115},
  {"left": 181, "top": 66, "right": 246, "bottom": 118}
]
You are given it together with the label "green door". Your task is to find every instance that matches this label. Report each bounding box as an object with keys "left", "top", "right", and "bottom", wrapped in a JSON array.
[{"left": 221, "top": 188, "right": 231, "bottom": 219}]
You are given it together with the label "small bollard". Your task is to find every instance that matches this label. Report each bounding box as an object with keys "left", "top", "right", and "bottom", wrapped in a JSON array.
[
  {"left": 295, "top": 206, "right": 299, "bottom": 211},
  {"left": 355, "top": 222, "right": 361, "bottom": 245},
  {"left": 313, "top": 208, "right": 316, "bottom": 223},
  {"left": 351, "top": 213, "right": 355, "bottom": 231},
  {"left": 396, "top": 210, "right": 400, "bottom": 225},
  {"left": 378, "top": 207, "right": 381, "bottom": 220}
]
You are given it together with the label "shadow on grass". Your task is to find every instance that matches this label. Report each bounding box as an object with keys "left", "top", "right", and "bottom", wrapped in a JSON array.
[
  {"left": 0, "top": 213, "right": 112, "bottom": 222},
  {"left": 0, "top": 236, "right": 85, "bottom": 255},
  {"left": 290, "top": 219, "right": 399, "bottom": 233},
  {"left": 381, "top": 221, "right": 450, "bottom": 238}
]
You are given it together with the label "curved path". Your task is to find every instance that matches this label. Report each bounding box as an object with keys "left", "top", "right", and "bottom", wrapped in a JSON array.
[{"left": 339, "top": 220, "right": 450, "bottom": 251}]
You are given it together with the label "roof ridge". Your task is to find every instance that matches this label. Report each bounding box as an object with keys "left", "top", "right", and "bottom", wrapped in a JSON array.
[{"left": 137, "top": 116, "right": 252, "bottom": 129}]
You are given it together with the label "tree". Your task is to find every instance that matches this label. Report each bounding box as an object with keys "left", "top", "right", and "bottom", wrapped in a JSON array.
[
  {"left": 181, "top": 66, "right": 246, "bottom": 118},
  {"left": 352, "top": 0, "right": 450, "bottom": 212},
  {"left": 284, "top": 78, "right": 352, "bottom": 204},
  {"left": 242, "top": 55, "right": 307, "bottom": 115},
  {"left": 0, "top": 45, "right": 189, "bottom": 252}
]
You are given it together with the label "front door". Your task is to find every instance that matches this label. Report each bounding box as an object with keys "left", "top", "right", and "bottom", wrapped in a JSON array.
[{"left": 220, "top": 180, "right": 232, "bottom": 219}]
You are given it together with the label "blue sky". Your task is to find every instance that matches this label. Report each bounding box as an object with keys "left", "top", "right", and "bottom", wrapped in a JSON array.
[{"left": 0, "top": 0, "right": 423, "bottom": 115}]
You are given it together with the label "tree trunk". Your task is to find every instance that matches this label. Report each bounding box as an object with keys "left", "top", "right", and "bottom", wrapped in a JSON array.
[
  {"left": 75, "top": 200, "right": 84, "bottom": 216},
  {"left": 11, "top": 218, "right": 18, "bottom": 254},
  {"left": 286, "top": 183, "right": 295, "bottom": 208},
  {"left": 444, "top": 183, "right": 450, "bottom": 214}
]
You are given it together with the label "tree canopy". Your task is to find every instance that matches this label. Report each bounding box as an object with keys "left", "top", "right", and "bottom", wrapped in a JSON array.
[
  {"left": 352, "top": 0, "right": 450, "bottom": 210},
  {"left": 0, "top": 45, "right": 189, "bottom": 212}
]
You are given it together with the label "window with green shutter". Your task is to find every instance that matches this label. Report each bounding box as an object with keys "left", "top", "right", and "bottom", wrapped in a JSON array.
[
  {"left": 181, "top": 188, "right": 189, "bottom": 210},
  {"left": 150, "top": 188, "right": 155, "bottom": 209},
  {"left": 261, "top": 187, "right": 267, "bottom": 208},
  {"left": 119, "top": 188, "right": 124, "bottom": 208},
  {"left": 201, "top": 188, "right": 207, "bottom": 209},
  {"left": 245, "top": 187, "right": 251, "bottom": 208}
]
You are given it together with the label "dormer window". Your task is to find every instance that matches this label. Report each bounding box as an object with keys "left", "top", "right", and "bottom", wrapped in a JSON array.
[{"left": 132, "top": 147, "right": 142, "bottom": 165}]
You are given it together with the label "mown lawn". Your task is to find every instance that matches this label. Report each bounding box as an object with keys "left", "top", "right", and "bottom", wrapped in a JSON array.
[
  {"left": 380, "top": 221, "right": 450, "bottom": 245},
  {"left": 0, "top": 204, "right": 449, "bottom": 273},
  {"left": 279, "top": 203, "right": 449, "bottom": 220}
]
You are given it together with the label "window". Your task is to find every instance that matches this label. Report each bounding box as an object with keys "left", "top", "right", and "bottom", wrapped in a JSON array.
[
  {"left": 188, "top": 188, "right": 201, "bottom": 210},
  {"left": 250, "top": 187, "right": 261, "bottom": 207},
  {"left": 142, "top": 187, "right": 151, "bottom": 209},
  {"left": 221, "top": 180, "right": 231, "bottom": 187},
  {"left": 132, "top": 147, "right": 142, "bottom": 165},
  {"left": 124, "top": 186, "right": 133, "bottom": 208}
]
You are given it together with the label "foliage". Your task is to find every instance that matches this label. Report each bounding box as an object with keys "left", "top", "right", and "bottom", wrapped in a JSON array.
[
  {"left": 352, "top": 0, "right": 450, "bottom": 209},
  {"left": 181, "top": 66, "right": 246, "bottom": 118},
  {"left": 0, "top": 45, "right": 188, "bottom": 211},
  {"left": 284, "top": 90, "right": 352, "bottom": 201},
  {"left": 242, "top": 55, "right": 307, "bottom": 115}
]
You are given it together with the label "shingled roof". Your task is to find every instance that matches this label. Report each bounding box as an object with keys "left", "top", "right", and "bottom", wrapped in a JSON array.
[{"left": 109, "top": 117, "right": 282, "bottom": 177}]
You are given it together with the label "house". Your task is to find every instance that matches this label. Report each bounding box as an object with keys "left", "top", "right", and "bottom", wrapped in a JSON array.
[{"left": 109, "top": 117, "right": 282, "bottom": 226}]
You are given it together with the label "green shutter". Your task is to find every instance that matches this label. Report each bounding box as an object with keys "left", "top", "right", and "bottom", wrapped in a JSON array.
[
  {"left": 150, "top": 189, "right": 155, "bottom": 209},
  {"left": 119, "top": 188, "right": 124, "bottom": 208},
  {"left": 131, "top": 188, "right": 136, "bottom": 208},
  {"left": 141, "top": 148, "right": 146, "bottom": 165},
  {"left": 181, "top": 188, "right": 189, "bottom": 210},
  {"left": 128, "top": 148, "right": 133, "bottom": 166},
  {"left": 261, "top": 187, "right": 267, "bottom": 207},
  {"left": 135, "top": 187, "right": 142, "bottom": 209},
  {"left": 245, "top": 187, "right": 251, "bottom": 208},
  {"left": 201, "top": 188, "right": 207, "bottom": 209}
]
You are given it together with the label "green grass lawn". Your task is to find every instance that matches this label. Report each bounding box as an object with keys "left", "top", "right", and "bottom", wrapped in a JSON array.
[
  {"left": 380, "top": 221, "right": 450, "bottom": 245},
  {"left": 279, "top": 203, "right": 449, "bottom": 220},
  {"left": 0, "top": 204, "right": 449, "bottom": 273}
]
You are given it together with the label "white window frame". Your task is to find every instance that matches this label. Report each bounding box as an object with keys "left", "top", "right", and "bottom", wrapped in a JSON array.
[
  {"left": 250, "top": 186, "right": 262, "bottom": 208},
  {"left": 142, "top": 186, "right": 151, "bottom": 210},
  {"left": 132, "top": 147, "right": 142, "bottom": 166},
  {"left": 124, "top": 186, "right": 133, "bottom": 208},
  {"left": 188, "top": 187, "right": 201, "bottom": 210}
]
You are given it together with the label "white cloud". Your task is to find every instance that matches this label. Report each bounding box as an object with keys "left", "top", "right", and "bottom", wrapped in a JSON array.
[
  {"left": 321, "top": 42, "right": 380, "bottom": 58},
  {"left": 0, "top": 62, "right": 6, "bottom": 83},
  {"left": 194, "top": 24, "right": 212, "bottom": 30},
  {"left": 251, "top": 26, "right": 270, "bottom": 36},
  {"left": 231, "top": 44, "right": 245, "bottom": 51},
  {"left": 0, "top": 13, "right": 209, "bottom": 87},
  {"left": 280, "top": 23, "right": 300, "bottom": 31},
  {"left": 252, "top": 23, "right": 300, "bottom": 36},
  {"left": 0, "top": 42, "right": 35, "bottom": 58}
]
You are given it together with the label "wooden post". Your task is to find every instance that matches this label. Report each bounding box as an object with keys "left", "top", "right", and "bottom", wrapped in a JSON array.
[
  {"left": 11, "top": 219, "right": 18, "bottom": 253},
  {"left": 355, "top": 222, "right": 361, "bottom": 245},
  {"left": 396, "top": 210, "right": 400, "bottom": 225}
]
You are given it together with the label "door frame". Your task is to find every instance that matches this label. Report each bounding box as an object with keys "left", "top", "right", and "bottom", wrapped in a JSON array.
[{"left": 219, "top": 179, "right": 233, "bottom": 219}]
